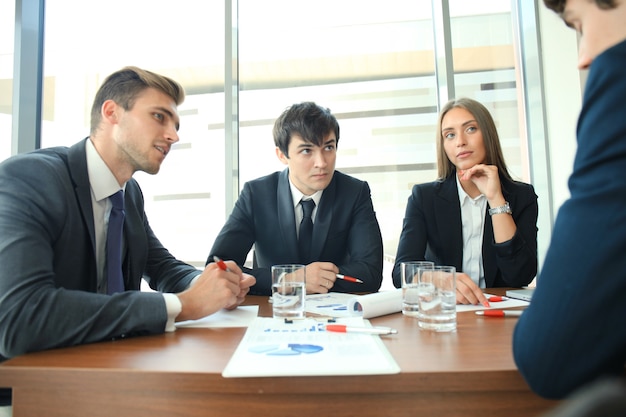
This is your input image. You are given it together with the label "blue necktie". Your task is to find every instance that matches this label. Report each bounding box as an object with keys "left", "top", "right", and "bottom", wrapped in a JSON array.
[
  {"left": 106, "top": 190, "right": 125, "bottom": 295},
  {"left": 298, "top": 199, "right": 315, "bottom": 263}
]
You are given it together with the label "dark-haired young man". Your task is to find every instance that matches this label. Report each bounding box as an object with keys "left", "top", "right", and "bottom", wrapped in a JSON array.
[{"left": 209, "top": 102, "right": 383, "bottom": 295}]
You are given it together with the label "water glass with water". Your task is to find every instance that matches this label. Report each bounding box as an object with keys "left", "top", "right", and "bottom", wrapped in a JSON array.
[
  {"left": 401, "top": 261, "right": 434, "bottom": 317},
  {"left": 271, "top": 264, "right": 306, "bottom": 318},
  {"left": 417, "top": 265, "right": 456, "bottom": 332}
]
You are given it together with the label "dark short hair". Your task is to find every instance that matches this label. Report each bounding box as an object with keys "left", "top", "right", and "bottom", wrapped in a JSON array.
[
  {"left": 90, "top": 66, "right": 185, "bottom": 134},
  {"left": 543, "top": 0, "right": 616, "bottom": 14},
  {"left": 272, "top": 102, "right": 340, "bottom": 157},
  {"left": 436, "top": 97, "right": 512, "bottom": 182}
]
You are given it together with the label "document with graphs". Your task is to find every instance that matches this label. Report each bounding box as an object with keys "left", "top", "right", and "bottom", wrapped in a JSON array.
[{"left": 222, "top": 316, "right": 400, "bottom": 377}]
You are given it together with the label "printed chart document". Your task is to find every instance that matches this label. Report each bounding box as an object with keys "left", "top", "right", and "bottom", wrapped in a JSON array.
[
  {"left": 306, "top": 290, "right": 402, "bottom": 318},
  {"left": 222, "top": 316, "right": 400, "bottom": 378},
  {"left": 305, "top": 291, "right": 529, "bottom": 318}
]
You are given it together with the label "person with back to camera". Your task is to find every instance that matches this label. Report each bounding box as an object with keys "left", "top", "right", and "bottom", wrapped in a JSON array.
[
  {"left": 513, "top": 0, "right": 626, "bottom": 400},
  {"left": 208, "top": 101, "right": 383, "bottom": 296},
  {"left": 392, "top": 98, "right": 538, "bottom": 307}
]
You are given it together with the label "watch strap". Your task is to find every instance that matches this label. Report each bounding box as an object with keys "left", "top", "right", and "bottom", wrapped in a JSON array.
[{"left": 488, "top": 201, "right": 512, "bottom": 216}]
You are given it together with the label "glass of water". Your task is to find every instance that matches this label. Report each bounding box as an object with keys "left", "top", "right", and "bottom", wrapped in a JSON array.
[
  {"left": 417, "top": 265, "right": 456, "bottom": 332},
  {"left": 401, "top": 261, "right": 434, "bottom": 317},
  {"left": 271, "top": 264, "right": 306, "bottom": 318}
]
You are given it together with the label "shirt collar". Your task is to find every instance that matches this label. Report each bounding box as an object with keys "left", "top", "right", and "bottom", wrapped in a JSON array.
[
  {"left": 86, "top": 138, "right": 126, "bottom": 201},
  {"left": 288, "top": 179, "right": 323, "bottom": 209}
]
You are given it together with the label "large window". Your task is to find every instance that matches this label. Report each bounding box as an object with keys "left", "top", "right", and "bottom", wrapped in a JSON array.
[
  {"left": 238, "top": 0, "right": 532, "bottom": 285},
  {"left": 238, "top": 1, "right": 439, "bottom": 278},
  {"left": 42, "top": 0, "right": 225, "bottom": 267},
  {"left": 0, "top": 1, "right": 14, "bottom": 162},
  {"left": 450, "top": 2, "right": 529, "bottom": 181},
  {"left": 19, "top": 0, "right": 548, "bottom": 289}
]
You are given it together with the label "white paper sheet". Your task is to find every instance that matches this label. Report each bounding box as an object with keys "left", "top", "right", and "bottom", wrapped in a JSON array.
[
  {"left": 456, "top": 294, "right": 529, "bottom": 312},
  {"left": 175, "top": 305, "right": 259, "bottom": 328},
  {"left": 222, "top": 316, "right": 401, "bottom": 377}
]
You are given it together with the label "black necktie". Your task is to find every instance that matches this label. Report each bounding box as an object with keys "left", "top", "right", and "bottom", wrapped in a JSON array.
[
  {"left": 298, "top": 199, "right": 315, "bottom": 263},
  {"left": 106, "top": 190, "right": 125, "bottom": 295}
]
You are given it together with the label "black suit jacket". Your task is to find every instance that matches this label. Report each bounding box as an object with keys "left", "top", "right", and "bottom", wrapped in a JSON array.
[
  {"left": 209, "top": 169, "right": 383, "bottom": 295},
  {"left": 0, "top": 139, "right": 198, "bottom": 358},
  {"left": 392, "top": 174, "right": 538, "bottom": 288}
]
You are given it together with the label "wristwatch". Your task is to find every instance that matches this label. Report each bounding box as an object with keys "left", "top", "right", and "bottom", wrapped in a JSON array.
[{"left": 488, "top": 201, "right": 512, "bottom": 216}]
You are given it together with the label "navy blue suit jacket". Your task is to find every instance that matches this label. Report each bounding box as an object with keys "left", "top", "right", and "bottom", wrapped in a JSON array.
[
  {"left": 514, "top": 39, "right": 626, "bottom": 399},
  {"left": 208, "top": 169, "right": 383, "bottom": 295},
  {"left": 0, "top": 139, "right": 198, "bottom": 358},
  {"left": 392, "top": 174, "right": 538, "bottom": 288}
]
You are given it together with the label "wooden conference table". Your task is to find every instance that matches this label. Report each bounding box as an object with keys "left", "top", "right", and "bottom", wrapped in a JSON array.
[{"left": 0, "top": 289, "right": 558, "bottom": 417}]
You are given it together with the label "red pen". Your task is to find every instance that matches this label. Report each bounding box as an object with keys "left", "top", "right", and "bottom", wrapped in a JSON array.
[
  {"left": 325, "top": 324, "right": 397, "bottom": 335},
  {"left": 475, "top": 310, "right": 523, "bottom": 318},
  {"left": 213, "top": 256, "right": 231, "bottom": 272},
  {"left": 487, "top": 296, "right": 509, "bottom": 302},
  {"left": 336, "top": 274, "right": 363, "bottom": 284}
]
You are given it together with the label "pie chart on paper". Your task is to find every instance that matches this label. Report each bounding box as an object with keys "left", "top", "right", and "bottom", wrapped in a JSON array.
[{"left": 248, "top": 343, "right": 324, "bottom": 356}]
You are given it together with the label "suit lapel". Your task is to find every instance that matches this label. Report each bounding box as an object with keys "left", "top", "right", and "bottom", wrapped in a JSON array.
[
  {"left": 435, "top": 176, "right": 464, "bottom": 268},
  {"left": 277, "top": 170, "right": 300, "bottom": 259},
  {"left": 67, "top": 139, "right": 97, "bottom": 260},
  {"left": 482, "top": 205, "right": 495, "bottom": 286}
]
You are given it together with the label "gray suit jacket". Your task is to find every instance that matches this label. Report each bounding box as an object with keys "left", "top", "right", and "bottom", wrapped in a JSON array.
[
  {"left": 0, "top": 139, "right": 198, "bottom": 358},
  {"left": 392, "top": 174, "right": 538, "bottom": 288},
  {"left": 209, "top": 169, "right": 383, "bottom": 295}
]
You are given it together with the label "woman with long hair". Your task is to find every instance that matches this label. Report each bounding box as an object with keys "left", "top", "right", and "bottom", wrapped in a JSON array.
[{"left": 392, "top": 98, "right": 538, "bottom": 305}]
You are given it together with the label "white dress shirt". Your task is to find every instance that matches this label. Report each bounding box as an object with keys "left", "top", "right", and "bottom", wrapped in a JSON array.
[{"left": 455, "top": 175, "right": 487, "bottom": 288}]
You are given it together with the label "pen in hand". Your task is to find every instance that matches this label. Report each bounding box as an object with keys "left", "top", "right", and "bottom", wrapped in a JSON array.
[
  {"left": 336, "top": 274, "right": 363, "bottom": 284},
  {"left": 214, "top": 256, "right": 246, "bottom": 288},
  {"left": 213, "top": 256, "right": 231, "bottom": 272}
]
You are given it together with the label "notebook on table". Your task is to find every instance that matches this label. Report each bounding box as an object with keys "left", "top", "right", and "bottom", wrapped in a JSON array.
[{"left": 506, "top": 288, "right": 535, "bottom": 301}]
